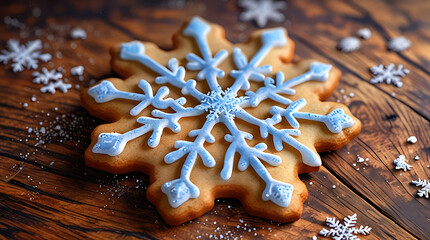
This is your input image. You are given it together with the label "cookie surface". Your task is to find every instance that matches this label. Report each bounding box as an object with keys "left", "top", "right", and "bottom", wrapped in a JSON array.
[{"left": 81, "top": 17, "right": 361, "bottom": 225}]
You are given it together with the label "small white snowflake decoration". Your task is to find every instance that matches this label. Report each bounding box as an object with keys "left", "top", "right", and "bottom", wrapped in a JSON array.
[
  {"left": 32, "top": 67, "right": 72, "bottom": 94},
  {"left": 319, "top": 213, "right": 372, "bottom": 240},
  {"left": 369, "top": 63, "right": 409, "bottom": 87},
  {"left": 0, "top": 39, "right": 51, "bottom": 72},
  {"left": 411, "top": 179, "right": 429, "bottom": 198},
  {"left": 393, "top": 155, "right": 412, "bottom": 171},
  {"left": 387, "top": 36, "right": 411, "bottom": 52},
  {"left": 238, "top": 0, "right": 287, "bottom": 27},
  {"left": 337, "top": 37, "right": 361, "bottom": 52}
]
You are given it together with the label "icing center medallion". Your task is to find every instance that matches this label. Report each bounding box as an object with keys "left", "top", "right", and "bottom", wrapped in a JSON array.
[{"left": 197, "top": 87, "right": 247, "bottom": 121}]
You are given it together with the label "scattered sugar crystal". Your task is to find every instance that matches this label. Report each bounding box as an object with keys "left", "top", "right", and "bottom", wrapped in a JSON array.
[
  {"left": 407, "top": 136, "right": 417, "bottom": 144},
  {"left": 357, "top": 28, "right": 371, "bottom": 39},
  {"left": 71, "top": 65, "right": 84, "bottom": 76},
  {"left": 70, "top": 27, "right": 87, "bottom": 39},
  {"left": 414, "top": 155, "right": 419, "bottom": 160},
  {"left": 338, "top": 37, "right": 360, "bottom": 52}
]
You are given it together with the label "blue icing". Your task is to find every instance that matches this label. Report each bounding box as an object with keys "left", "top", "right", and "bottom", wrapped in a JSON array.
[
  {"left": 230, "top": 28, "right": 287, "bottom": 91},
  {"left": 120, "top": 41, "right": 186, "bottom": 88},
  {"left": 183, "top": 17, "right": 228, "bottom": 90},
  {"left": 273, "top": 98, "right": 355, "bottom": 134},
  {"left": 89, "top": 16, "right": 355, "bottom": 209}
]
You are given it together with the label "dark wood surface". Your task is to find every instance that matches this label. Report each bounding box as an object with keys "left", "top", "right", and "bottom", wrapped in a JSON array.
[{"left": 0, "top": 0, "right": 429, "bottom": 239}]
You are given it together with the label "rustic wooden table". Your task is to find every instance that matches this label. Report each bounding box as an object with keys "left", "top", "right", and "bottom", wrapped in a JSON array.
[{"left": 0, "top": 0, "right": 429, "bottom": 239}]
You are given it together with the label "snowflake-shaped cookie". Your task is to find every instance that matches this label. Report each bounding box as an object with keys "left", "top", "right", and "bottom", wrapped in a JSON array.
[
  {"left": 319, "top": 213, "right": 372, "bottom": 239},
  {"left": 81, "top": 17, "right": 361, "bottom": 225}
]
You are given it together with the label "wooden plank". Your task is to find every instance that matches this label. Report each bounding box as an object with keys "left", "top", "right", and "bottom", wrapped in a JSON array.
[{"left": 0, "top": 162, "right": 417, "bottom": 239}]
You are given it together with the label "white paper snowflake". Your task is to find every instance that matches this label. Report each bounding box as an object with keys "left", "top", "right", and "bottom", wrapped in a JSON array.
[
  {"left": 411, "top": 179, "right": 429, "bottom": 198},
  {"left": 33, "top": 67, "right": 72, "bottom": 94},
  {"left": 356, "top": 28, "right": 371, "bottom": 40},
  {"left": 319, "top": 213, "right": 372, "bottom": 240},
  {"left": 238, "top": 0, "right": 287, "bottom": 27},
  {"left": 337, "top": 37, "right": 360, "bottom": 52},
  {"left": 369, "top": 63, "right": 409, "bottom": 87},
  {"left": 87, "top": 17, "right": 356, "bottom": 209},
  {"left": 0, "top": 39, "right": 51, "bottom": 72},
  {"left": 387, "top": 36, "right": 411, "bottom": 52},
  {"left": 394, "top": 155, "right": 412, "bottom": 171}
]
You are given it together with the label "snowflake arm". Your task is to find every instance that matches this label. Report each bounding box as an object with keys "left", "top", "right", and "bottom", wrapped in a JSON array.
[
  {"left": 222, "top": 116, "right": 293, "bottom": 207},
  {"left": 88, "top": 79, "right": 192, "bottom": 116},
  {"left": 162, "top": 119, "right": 218, "bottom": 208},
  {"left": 0, "top": 39, "right": 51, "bottom": 72},
  {"left": 411, "top": 179, "right": 429, "bottom": 198},
  {"left": 270, "top": 99, "right": 355, "bottom": 134},
  {"left": 235, "top": 107, "right": 321, "bottom": 167},
  {"left": 244, "top": 62, "right": 332, "bottom": 107},
  {"left": 92, "top": 100, "right": 204, "bottom": 156},
  {"left": 183, "top": 17, "right": 228, "bottom": 90},
  {"left": 230, "top": 28, "right": 287, "bottom": 91}
]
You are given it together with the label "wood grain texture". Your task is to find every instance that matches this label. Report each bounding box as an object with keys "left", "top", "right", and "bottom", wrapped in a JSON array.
[{"left": 0, "top": 0, "right": 428, "bottom": 239}]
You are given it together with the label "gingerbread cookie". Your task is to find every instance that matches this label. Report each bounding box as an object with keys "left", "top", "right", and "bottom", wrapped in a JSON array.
[{"left": 81, "top": 17, "right": 361, "bottom": 225}]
